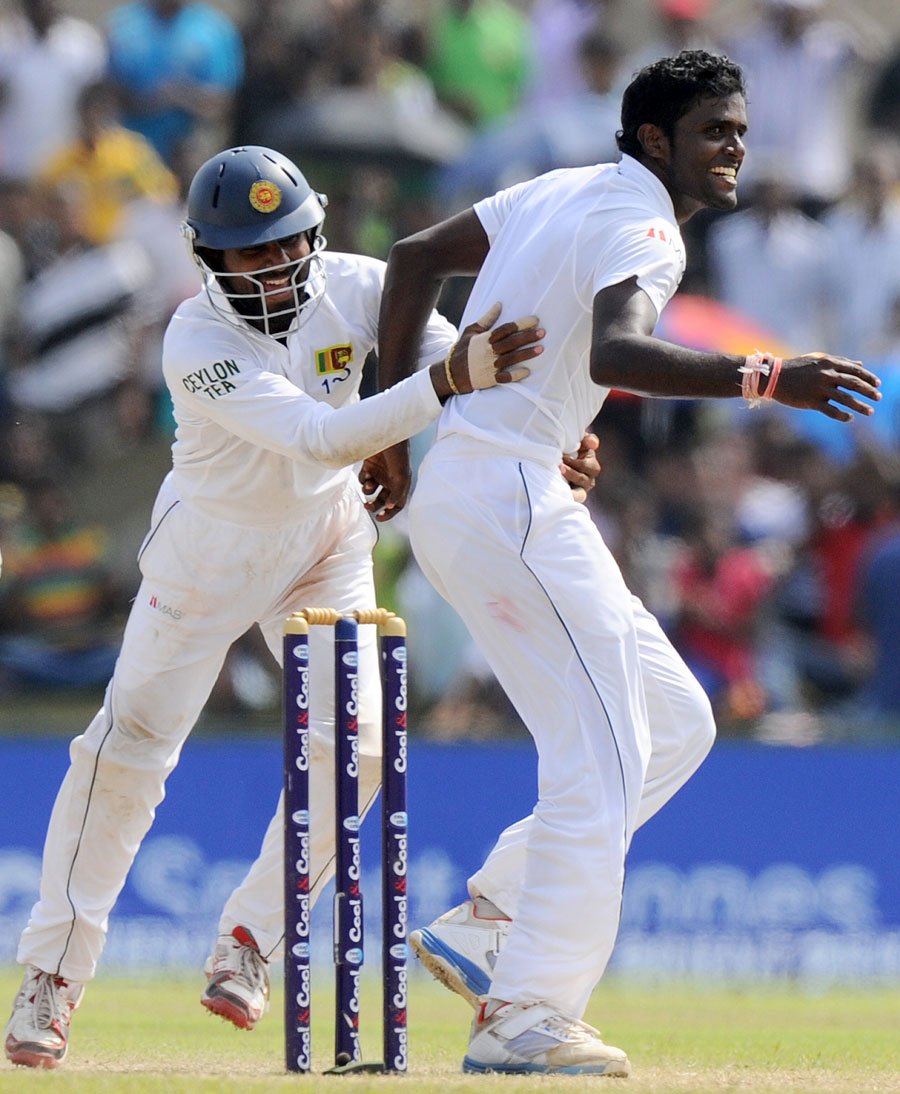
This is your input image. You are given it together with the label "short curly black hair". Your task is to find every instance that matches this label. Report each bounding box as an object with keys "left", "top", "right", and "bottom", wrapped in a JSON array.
[{"left": 616, "top": 50, "right": 746, "bottom": 159}]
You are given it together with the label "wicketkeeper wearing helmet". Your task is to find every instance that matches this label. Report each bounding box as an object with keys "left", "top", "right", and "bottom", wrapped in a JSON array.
[
  {"left": 183, "top": 145, "right": 330, "bottom": 337},
  {"left": 4, "top": 144, "right": 558, "bottom": 1069}
]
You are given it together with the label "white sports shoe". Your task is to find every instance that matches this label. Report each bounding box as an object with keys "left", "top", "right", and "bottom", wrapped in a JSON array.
[
  {"left": 4, "top": 965, "right": 84, "bottom": 1069},
  {"left": 409, "top": 896, "right": 510, "bottom": 1008},
  {"left": 201, "top": 926, "right": 270, "bottom": 1030},
  {"left": 463, "top": 998, "right": 631, "bottom": 1076}
]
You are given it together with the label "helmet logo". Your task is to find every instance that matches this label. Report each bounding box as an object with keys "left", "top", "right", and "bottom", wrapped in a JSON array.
[{"left": 249, "top": 180, "right": 282, "bottom": 213}]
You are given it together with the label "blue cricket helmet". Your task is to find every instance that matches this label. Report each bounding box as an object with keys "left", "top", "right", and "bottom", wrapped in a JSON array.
[{"left": 183, "top": 145, "right": 327, "bottom": 251}]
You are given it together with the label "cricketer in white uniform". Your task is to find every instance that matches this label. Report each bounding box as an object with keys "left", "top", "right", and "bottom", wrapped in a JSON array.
[
  {"left": 381, "top": 50, "right": 881, "bottom": 1076},
  {"left": 409, "top": 156, "right": 716, "bottom": 1060},
  {"left": 4, "top": 145, "right": 545, "bottom": 1069}
]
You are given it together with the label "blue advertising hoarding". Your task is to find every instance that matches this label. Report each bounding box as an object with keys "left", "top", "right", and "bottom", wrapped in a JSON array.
[{"left": 0, "top": 737, "right": 897, "bottom": 984}]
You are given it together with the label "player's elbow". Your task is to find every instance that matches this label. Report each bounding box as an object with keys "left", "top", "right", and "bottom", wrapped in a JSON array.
[
  {"left": 308, "top": 443, "right": 357, "bottom": 470},
  {"left": 590, "top": 338, "right": 627, "bottom": 387},
  {"left": 590, "top": 332, "right": 652, "bottom": 387},
  {"left": 387, "top": 233, "right": 435, "bottom": 281}
]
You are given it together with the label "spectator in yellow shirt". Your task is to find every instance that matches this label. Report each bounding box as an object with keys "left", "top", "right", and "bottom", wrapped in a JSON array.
[{"left": 40, "top": 79, "right": 180, "bottom": 246}]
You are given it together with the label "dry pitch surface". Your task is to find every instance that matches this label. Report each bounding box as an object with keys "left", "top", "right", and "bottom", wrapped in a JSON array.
[{"left": 0, "top": 969, "right": 897, "bottom": 1093}]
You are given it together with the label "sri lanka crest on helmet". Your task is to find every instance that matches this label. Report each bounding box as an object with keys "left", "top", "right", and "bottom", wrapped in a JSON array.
[{"left": 249, "top": 180, "right": 282, "bottom": 213}]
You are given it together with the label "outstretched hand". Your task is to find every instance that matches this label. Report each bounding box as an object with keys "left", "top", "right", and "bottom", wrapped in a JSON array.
[
  {"left": 561, "top": 431, "right": 601, "bottom": 503},
  {"left": 776, "top": 353, "right": 881, "bottom": 421},
  {"left": 447, "top": 302, "right": 545, "bottom": 394}
]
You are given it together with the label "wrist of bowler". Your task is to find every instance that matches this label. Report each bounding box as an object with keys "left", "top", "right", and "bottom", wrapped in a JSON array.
[{"left": 446, "top": 302, "right": 545, "bottom": 395}]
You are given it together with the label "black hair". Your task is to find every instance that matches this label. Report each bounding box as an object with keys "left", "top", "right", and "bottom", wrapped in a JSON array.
[{"left": 616, "top": 50, "right": 746, "bottom": 158}]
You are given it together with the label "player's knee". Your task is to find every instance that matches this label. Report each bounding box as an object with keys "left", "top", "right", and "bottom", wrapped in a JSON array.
[{"left": 72, "top": 701, "right": 183, "bottom": 768}]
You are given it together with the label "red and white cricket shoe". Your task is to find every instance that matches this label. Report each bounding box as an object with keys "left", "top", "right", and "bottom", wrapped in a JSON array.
[
  {"left": 201, "top": 926, "right": 270, "bottom": 1030},
  {"left": 4, "top": 965, "right": 84, "bottom": 1069}
]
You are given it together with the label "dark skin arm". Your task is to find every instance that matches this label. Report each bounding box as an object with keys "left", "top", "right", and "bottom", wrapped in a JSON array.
[
  {"left": 362, "top": 304, "right": 545, "bottom": 518},
  {"left": 362, "top": 210, "right": 496, "bottom": 521},
  {"left": 378, "top": 210, "right": 492, "bottom": 389},
  {"left": 592, "top": 277, "right": 882, "bottom": 420},
  {"left": 364, "top": 211, "right": 610, "bottom": 518}
]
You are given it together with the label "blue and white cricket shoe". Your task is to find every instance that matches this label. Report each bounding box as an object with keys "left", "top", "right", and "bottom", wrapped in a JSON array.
[
  {"left": 409, "top": 897, "right": 510, "bottom": 1008},
  {"left": 463, "top": 999, "right": 631, "bottom": 1076}
]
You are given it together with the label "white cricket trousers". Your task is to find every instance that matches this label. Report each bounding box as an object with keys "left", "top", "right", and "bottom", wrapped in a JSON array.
[
  {"left": 409, "top": 438, "right": 715, "bottom": 1018},
  {"left": 17, "top": 477, "right": 383, "bottom": 982}
]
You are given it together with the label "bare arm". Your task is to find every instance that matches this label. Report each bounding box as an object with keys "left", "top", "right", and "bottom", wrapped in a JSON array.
[
  {"left": 365, "top": 209, "right": 494, "bottom": 521},
  {"left": 365, "top": 209, "right": 493, "bottom": 521},
  {"left": 592, "top": 277, "right": 882, "bottom": 420},
  {"left": 377, "top": 208, "right": 491, "bottom": 389},
  {"left": 363, "top": 301, "right": 544, "bottom": 519}
]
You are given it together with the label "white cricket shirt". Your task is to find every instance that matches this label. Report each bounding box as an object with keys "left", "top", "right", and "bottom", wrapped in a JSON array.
[
  {"left": 438, "top": 154, "right": 686, "bottom": 465},
  {"left": 163, "top": 251, "right": 456, "bottom": 525}
]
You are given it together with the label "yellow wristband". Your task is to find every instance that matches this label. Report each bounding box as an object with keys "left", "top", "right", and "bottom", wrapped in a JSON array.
[{"left": 444, "top": 344, "right": 461, "bottom": 396}]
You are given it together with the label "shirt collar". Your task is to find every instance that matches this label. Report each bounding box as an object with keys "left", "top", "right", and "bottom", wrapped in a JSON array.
[{"left": 617, "top": 154, "right": 678, "bottom": 222}]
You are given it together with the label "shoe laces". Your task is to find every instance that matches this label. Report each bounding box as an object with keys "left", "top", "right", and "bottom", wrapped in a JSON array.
[
  {"left": 240, "top": 944, "right": 267, "bottom": 990},
  {"left": 574, "top": 1016, "right": 604, "bottom": 1040},
  {"left": 29, "top": 973, "right": 70, "bottom": 1033},
  {"left": 232, "top": 939, "right": 268, "bottom": 992},
  {"left": 540, "top": 1011, "right": 596, "bottom": 1044}
]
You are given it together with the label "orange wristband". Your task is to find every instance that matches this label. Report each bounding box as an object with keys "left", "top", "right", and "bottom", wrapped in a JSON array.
[
  {"left": 739, "top": 351, "right": 782, "bottom": 408},
  {"left": 763, "top": 355, "right": 783, "bottom": 402}
]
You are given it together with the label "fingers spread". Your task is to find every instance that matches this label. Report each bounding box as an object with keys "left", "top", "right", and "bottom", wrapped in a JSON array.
[
  {"left": 834, "top": 372, "right": 882, "bottom": 403},
  {"left": 495, "top": 364, "right": 531, "bottom": 383},
  {"left": 472, "top": 301, "right": 502, "bottom": 331},
  {"left": 831, "top": 389, "right": 877, "bottom": 416},
  {"left": 818, "top": 403, "right": 852, "bottom": 422},
  {"left": 491, "top": 328, "right": 546, "bottom": 361},
  {"left": 463, "top": 320, "right": 542, "bottom": 390},
  {"left": 489, "top": 316, "right": 540, "bottom": 345},
  {"left": 495, "top": 314, "right": 539, "bottom": 336},
  {"left": 806, "top": 354, "right": 883, "bottom": 389}
]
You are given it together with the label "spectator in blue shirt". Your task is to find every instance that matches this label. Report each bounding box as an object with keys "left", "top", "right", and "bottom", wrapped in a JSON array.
[{"left": 105, "top": 0, "right": 243, "bottom": 186}]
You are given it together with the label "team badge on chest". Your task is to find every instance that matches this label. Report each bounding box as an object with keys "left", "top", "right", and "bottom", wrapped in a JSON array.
[{"left": 315, "top": 344, "right": 353, "bottom": 394}]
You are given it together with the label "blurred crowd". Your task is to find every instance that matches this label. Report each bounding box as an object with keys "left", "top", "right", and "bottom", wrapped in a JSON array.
[{"left": 1, "top": 0, "right": 900, "bottom": 743}]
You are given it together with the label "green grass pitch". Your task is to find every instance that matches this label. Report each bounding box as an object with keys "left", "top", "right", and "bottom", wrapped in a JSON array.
[{"left": 0, "top": 968, "right": 897, "bottom": 1092}]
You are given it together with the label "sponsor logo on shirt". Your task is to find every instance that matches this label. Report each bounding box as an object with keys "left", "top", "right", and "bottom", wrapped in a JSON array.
[
  {"left": 149, "top": 594, "right": 184, "bottom": 621},
  {"left": 646, "top": 226, "right": 685, "bottom": 262},
  {"left": 182, "top": 359, "right": 241, "bottom": 399},
  {"left": 315, "top": 344, "right": 352, "bottom": 394},
  {"left": 644, "top": 225, "right": 685, "bottom": 284}
]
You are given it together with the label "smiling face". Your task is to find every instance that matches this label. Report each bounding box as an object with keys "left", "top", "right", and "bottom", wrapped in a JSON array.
[
  {"left": 213, "top": 232, "right": 314, "bottom": 334},
  {"left": 642, "top": 92, "right": 748, "bottom": 222},
  {"left": 221, "top": 233, "right": 311, "bottom": 300}
]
